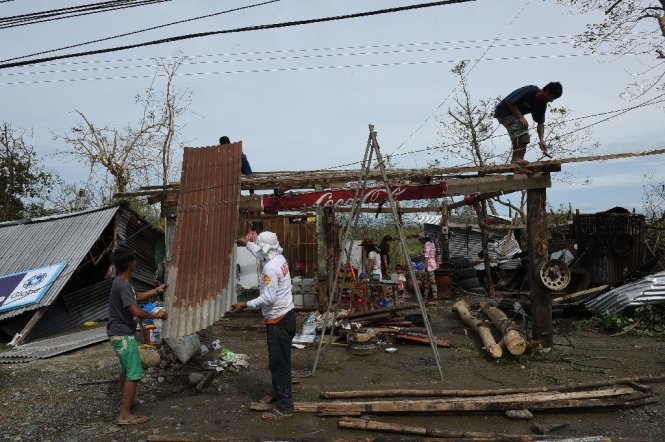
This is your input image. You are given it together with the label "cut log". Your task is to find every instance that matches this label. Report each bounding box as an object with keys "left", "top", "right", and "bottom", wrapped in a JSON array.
[
  {"left": 479, "top": 302, "right": 526, "bottom": 356},
  {"left": 338, "top": 417, "right": 557, "bottom": 441},
  {"left": 453, "top": 300, "right": 502, "bottom": 358}
]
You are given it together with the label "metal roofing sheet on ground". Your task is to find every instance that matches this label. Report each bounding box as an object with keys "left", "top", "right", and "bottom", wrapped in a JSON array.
[
  {"left": 0, "top": 206, "right": 119, "bottom": 321},
  {"left": 585, "top": 272, "right": 665, "bottom": 315},
  {"left": 0, "top": 327, "right": 107, "bottom": 363},
  {"left": 163, "top": 144, "right": 241, "bottom": 338}
]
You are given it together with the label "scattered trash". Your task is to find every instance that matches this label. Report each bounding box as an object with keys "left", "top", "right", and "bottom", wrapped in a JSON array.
[
  {"left": 211, "top": 339, "right": 222, "bottom": 350},
  {"left": 200, "top": 344, "right": 209, "bottom": 356},
  {"left": 384, "top": 347, "right": 398, "bottom": 354}
]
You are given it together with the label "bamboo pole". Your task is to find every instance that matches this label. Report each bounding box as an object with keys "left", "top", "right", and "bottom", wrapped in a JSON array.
[
  {"left": 453, "top": 300, "right": 502, "bottom": 358},
  {"left": 338, "top": 417, "right": 561, "bottom": 441},
  {"left": 320, "top": 372, "right": 665, "bottom": 399},
  {"left": 314, "top": 387, "right": 639, "bottom": 416},
  {"left": 253, "top": 386, "right": 636, "bottom": 413},
  {"left": 479, "top": 302, "right": 526, "bottom": 356}
]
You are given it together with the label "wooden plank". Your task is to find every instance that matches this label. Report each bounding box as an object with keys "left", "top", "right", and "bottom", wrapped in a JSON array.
[
  {"left": 319, "top": 373, "right": 665, "bottom": 399},
  {"left": 552, "top": 285, "right": 609, "bottom": 305},
  {"left": 15, "top": 307, "right": 47, "bottom": 345}
]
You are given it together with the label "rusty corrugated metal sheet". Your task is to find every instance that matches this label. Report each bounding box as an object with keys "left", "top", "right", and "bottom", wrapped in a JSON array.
[
  {"left": 574, "top": 213, "right": 645, "bottom": 286},
  {"left": 163, "top": 144, "right": 241, "bottom": 338}
]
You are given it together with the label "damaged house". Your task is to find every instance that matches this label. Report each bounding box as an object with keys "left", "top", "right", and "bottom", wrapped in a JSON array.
[{"left": 0, "top": 204, "right": 163, "bottom": 360}]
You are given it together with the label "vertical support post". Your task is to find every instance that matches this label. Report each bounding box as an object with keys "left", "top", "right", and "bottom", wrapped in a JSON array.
[
  {"left": 527, "top": 186, "right": 551, "bottom": 347},
  {"left": 473, "top": 200, "right": 495, "bottom": 297},
  {"left": 439, "top": 203, "right": 450, "bottom": 262}
]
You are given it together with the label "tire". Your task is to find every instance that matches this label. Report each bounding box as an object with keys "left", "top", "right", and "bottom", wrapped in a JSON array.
[
  {"left": 454, "top": 267, "right": 477, "bottom": 280},
  {"left": 468, "top": 286, "right": 487, "bottom": 295},
  {"left": 458, "top": 277, "right": 481, "bottom": 290},
  {"left": 451, "top": 257, "right": 470, "bottom": 269}
]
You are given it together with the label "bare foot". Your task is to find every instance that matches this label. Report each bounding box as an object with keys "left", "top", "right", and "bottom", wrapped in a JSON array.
[{"left": 118, "top": 414, "right": 149, "bottom": 425}]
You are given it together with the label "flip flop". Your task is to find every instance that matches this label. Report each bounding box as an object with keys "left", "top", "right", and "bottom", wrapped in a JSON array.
[
  {"left": 118, "top": 415, "right": 150, "bottom": 425},
  {"left": 261, "top": 408, "right": 293, "bottom": 420}
]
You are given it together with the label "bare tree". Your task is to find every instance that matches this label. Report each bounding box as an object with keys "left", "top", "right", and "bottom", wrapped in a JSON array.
[
  {"left": 557, "top": 0, "right": 665, "bottom": 94},
  {"left": 57, "top": 54, "right": 192, "bottom": 204},
  {"left": 433, "top": 61, "right": 598, "bottom": 222}
]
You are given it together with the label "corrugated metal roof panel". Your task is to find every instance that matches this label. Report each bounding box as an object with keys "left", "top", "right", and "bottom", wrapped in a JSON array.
[
  {"left": 0, "top": 206, "right": 119, "bottom": 321},
  {"left": 586, "top": 272, "right": 665, "bottom": 314},
  {"left": 163, "top": 144, "right": 241, "bottom": 338},
  {"left": 0, "top": 327, "right": 107, "bottom": 363}
]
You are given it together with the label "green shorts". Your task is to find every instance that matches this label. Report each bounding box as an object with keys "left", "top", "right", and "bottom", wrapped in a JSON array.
[{"left": 110, "top": 335, "right": 143, "bottom": 381}]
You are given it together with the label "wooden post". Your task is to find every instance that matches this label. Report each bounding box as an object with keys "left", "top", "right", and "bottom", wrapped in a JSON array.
[
  {"left": 439, "top": 203, "right": 450, "bottom": 262},
  {"left": 527, "top": 185, "right": 551, "bottom": 347},
  {"left": 14, "top": 307, "right": 47, "bottom": 345},
  {"left": 473, "top": 200, "right": 495, "bottom": 297}
]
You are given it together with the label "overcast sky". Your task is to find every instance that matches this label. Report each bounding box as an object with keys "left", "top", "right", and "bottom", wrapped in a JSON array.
[{"left": 2, "top": 0, "right": 664, "bottom": 215}]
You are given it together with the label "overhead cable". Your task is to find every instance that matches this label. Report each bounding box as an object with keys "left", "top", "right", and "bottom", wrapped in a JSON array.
[
  {"left": 0, "top": 0, "right": 476, "bottom": 69},
  {"left": 0, "top": 0, "right": 170, "bottom": 29},
  {"left": 389, "top": 0, "right": 532, "bottom": 157},
  {"left": 0, "top": 51, "right": 648, "bottom": 86},
  {"left": 2, "top": 39, "right": 581, "bottom": 78},
  {"left": 1, "top": 0, "right": 281, "bottom": 63}
]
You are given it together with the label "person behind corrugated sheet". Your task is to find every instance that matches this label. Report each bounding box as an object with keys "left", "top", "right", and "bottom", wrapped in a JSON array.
[
  {"left": 220, "top": 135, "right": 254, "bottom": 195},
  {"left": 232, "top": 232, "right": 296, "bottom": 420},
  {"left": 494, "top": 82, "right": 562, "bottom": 165},
  {"left": 107, "top": 247, "right": 168, "bottom": 426},
  {"left": 419, "top": 232, "right": 439, "bottom": 305}
]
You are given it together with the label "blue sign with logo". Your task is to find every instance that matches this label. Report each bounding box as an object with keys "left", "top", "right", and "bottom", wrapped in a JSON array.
[{"left": 0, "top": 262, "right": 66, "bottom": 312}]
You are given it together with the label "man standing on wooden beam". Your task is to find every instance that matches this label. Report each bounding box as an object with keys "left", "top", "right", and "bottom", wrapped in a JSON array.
[{"left": 494, "top": 82, "right": 562, "bottom": 165}]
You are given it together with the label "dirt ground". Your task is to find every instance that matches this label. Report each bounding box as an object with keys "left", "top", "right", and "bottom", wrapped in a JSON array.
[{"left": 1, "top": 293, "right": 665, "bottom": 442}]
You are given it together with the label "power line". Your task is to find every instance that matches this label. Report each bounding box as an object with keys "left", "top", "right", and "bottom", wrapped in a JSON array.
[
  {"left": 0, "top": 51, "right": 648, "bottom": 86},
  {"left": 0, "top": 0, "right": 476, "bottom": 69},
  {"left": 0, "top": 0, "right": 170, "bottom": 29},
  {"left": 389, "top": 0, "right": 532, "bottom": 157},
  {"left": 6, "top": 34, "right": 583, "bottom": 67},
  {"left": 2, "top": 38, "right": 580, "bottom": 78},
  {"left": 1, "top": 0, "right": 281, "bottom": 63}
]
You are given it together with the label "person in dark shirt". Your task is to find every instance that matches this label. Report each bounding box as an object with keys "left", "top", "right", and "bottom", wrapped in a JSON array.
[
  {"left": 219, "top": 136, "right": 253, "bottom": 175},
  {"left": 107, "top": 247, "right": 168, "bottom": 425},
  {"left": 494, "top": 82, "right": 562, "bottom": 165},
  {"left": 378, "top": 235, "right": 393, "bottom": 280}
]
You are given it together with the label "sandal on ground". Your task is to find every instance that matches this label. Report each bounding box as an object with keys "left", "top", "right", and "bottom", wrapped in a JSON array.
[
  {"left": 261, "top": 408, "right": 293, "bottom": 420},
  {"left": 117, "top": 415, "right": 149, "bottom": 425}
]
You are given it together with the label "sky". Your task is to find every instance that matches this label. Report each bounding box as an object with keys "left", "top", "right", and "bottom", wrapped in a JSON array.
[{"left": 2, "top": 0, "right": 664, "bottom": 216}]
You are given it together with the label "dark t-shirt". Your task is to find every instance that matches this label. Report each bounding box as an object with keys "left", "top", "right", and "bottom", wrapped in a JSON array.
[
  {"left": 494, "top": 85, "right": 547, "bottom": 124},
  {"left": 107, "top": 277, "right": 138, "bottom": 336},
  {"left": 378, "top": 243, "right": 390, "bottom": 273}
]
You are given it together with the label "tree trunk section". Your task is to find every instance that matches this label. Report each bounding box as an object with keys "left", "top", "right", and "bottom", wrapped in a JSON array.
[
  {"left": 479, "top": 302, "right": 526, "bottom": 356},
  {"left": 453, "top": 300, "right": 502, "bottom": 358}
]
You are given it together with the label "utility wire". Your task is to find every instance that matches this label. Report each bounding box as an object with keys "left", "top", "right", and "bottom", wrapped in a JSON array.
[
  {"left": 0, "top": 51, "right": 648, "bottom": 86},
  {"left": 389, "top": 0, "right": 532, "bottom": 157},
  {"left": 0, "top": 0, "right": 476, "bottom": 69},
  {"left": 0, "top": 34, "right": 593, "bottom": 67},
  {"left": 1, "top": 0, "right": 281, "bottom": 63},
  {"left": 2, "top": 39, "right": 580, "bottom": 78},
  {"left": 0, "top": 0, "right": 169, "bottom": 29}
]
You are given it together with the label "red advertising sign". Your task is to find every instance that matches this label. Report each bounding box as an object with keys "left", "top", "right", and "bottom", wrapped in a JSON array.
[{"left": 262, "top": 182, "right": 449, "bottom": 211}]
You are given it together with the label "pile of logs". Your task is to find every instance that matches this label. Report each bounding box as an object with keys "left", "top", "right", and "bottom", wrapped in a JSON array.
[{"left": 453, "top": 299, "right": 526, "bottom": 359}]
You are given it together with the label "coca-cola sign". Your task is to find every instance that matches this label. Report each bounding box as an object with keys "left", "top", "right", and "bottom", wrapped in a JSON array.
[{"left": 262, "top": 182, "right": 448, "bottom": 211}]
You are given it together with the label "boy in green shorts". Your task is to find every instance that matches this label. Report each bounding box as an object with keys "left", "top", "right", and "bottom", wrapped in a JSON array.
[{"left": 107, "top": 247, "right": 168, "bottom": 425}]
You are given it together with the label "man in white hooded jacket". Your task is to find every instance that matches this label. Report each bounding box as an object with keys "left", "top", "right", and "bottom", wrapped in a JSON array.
[{"left": 232, "top": 232, "right": 296, "bottom": 419}]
